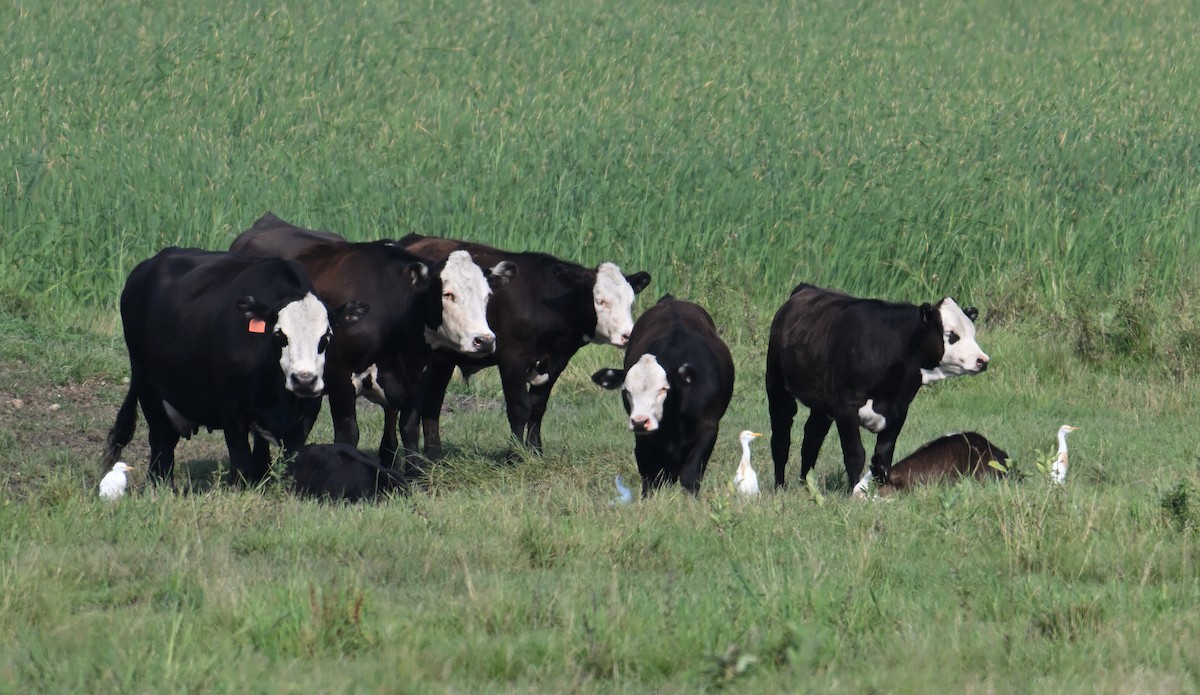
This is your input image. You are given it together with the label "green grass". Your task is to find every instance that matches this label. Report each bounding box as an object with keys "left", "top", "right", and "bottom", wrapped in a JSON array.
[{"left": 3, "top": 0, "right": 1200, "bottom": 691}]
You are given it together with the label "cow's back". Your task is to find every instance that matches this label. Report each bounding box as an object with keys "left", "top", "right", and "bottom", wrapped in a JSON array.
[
  {"left": 230, "top": 212, "right": 349, "bottom": 259},
  {"left": 885, "top": 432, "right": 1009, "bottom": 489}
]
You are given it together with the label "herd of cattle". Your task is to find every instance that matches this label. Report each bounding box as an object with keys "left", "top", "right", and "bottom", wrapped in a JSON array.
[{"left": 101, "top": 213, "right": 995, "bottom": 501}]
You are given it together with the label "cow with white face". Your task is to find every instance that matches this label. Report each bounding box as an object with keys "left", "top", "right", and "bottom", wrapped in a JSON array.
[
  {"left": 393, "top": 235, "right": 652, "bottom": 464},
  {"left": 620, "top": 354, "right": 671, "bottom": 433},
  {"left": 103, "top": 248, "right": 368, "bottom": 486},
  {"left": 268, "top": 292, "right": 337, "bottom": 396},
  {"left": 229, "top": 213, "right": 516, "bottom": 462},
  {"left": 765, "top": 283, "right": 991, "bottom": 494},
  {"left": 424, "top": 250, "right": 506, "bottom": 355},
  {"left": 591, "top": 262, "right": 640, "bottom": 346},
  {"left": 921, "top": 299, "right": 989, "bottom": 384},
  {"left": 592, "top": 295, "right": 734, "bottom": 497}
]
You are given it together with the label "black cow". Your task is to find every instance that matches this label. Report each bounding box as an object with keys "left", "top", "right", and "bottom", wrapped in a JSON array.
[
  {"left": 765, "top": 283, "right": 989, "bottom": 493},
  {"left": 102, "top": 247, "right": 367, "bottom": 485},
  {"left": 229, "top": 214, "right": 516, "bottom": 464},
  {"left": 855, "top": 431, "right": 1009, "bottom": 497},
  {"left": 289, "top": 443, "right": 408, "bottom": 502},
  {"left": 395, "top": 234, "right": 651, "bottom": 460},
  {"left": 591, "top": 295, "right": 734, "bottom": 497}
]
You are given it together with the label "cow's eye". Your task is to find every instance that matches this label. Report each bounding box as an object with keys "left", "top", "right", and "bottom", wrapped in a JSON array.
[
  {"left": 318, "top": 333, "right": 330, "bottom": 354},
  {"left": 945, "top": 331, "right": 960, "bottom": 345},
  {"left": 597, "top": 299, "right": 609, "bottom": 308},
  {"left": 274, "top": 330, "right": 288, "bottom": 347},
  {"left": 443, "top": 292, "right": 456, "bottom": 302}
]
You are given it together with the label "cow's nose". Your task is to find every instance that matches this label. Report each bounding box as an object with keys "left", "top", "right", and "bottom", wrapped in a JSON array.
[
  {"left": 630, "top": 416, "right": 651, "bottom": 432},
  {"left": 977, "top": 356, "right": 989, "bottom": 371},
  {"left": 618, "top": 333, "right": 631, "bottom": 346},
  {"left": 291, "top": 371, "right": 321, "bottom": 395},
  {"left": 473, "top": 334, "right": 496, "bottom": 353}
]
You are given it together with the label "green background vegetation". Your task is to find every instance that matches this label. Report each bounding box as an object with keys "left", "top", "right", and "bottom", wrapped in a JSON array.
[{"left": 2, "top": 0, "right": 1197, "bottom": 692}]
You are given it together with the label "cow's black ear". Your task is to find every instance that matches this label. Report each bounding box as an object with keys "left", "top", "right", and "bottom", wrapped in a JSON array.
[
  {"left": 626, "top": 271, "right": 651, "bottom": 294},
  {"left": 333, "top": 300, "right": 370, "bottom": 327},
  {"left": 235, "top": 296, "right": 270, "bottom": 320},
  {"left": 919, "top": 303, "right": 937, "bottom": 323},
  {"left": 552, "top": 262, "right": 590, "bottom": 286},
  {"left": 591, "top": 368, "right": 624, "bottom": 390},
  {"left": 677, "top": 363, "right": 697, "bottom": 385},
  {"left": 964, "top": 306, "right": 979, "bottom": 322},
  {"left": 487, "top": 260, "right": 518, "bottom": 289},
  {"left": 405, "top": 262, "right": 430, "bottom": 289}
]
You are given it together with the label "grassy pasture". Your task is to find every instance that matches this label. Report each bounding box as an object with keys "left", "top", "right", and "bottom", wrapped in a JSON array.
[{"left": 2, "top": 0, "right": 1200, "bottom": 692}]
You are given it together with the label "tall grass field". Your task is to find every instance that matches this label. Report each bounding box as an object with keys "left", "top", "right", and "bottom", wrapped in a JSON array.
[{"left": 2, "top": 0, "right": 1199, "bottom": 692}]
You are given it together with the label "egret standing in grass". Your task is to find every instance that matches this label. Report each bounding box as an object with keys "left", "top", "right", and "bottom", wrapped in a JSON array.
[
  {"left": 99, "top": 462, "right": 134, "bottom": 501},
  {"left": 733, "top": 430, "right": 763, "bottom": 497},
  {"left": 1050, "top": 425, "right": 1079, "bottom": 485}
]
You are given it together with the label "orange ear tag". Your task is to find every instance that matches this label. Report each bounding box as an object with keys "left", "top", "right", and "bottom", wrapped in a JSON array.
[{"left": 248, "top": 318, "right": 267, "bottom": 334}]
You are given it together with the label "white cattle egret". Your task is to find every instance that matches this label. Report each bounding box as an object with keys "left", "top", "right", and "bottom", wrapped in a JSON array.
[
  {"left": 99, "top": 462, "right": 134, "bottom": 500},
  {"left": 1049, "top": 425, "right": 1079, "bottom": 485},
  {"left": 733, "top": 430, "right": 762, "bottom": 497},
  {"left": 611, "top": 475, "right": 633, "bottom": 506}
]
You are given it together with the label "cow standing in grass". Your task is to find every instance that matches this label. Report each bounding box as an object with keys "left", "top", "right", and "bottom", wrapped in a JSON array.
[
  {"left": 103, "top": 248, "right": 367, "bottom": 485},
  {"left": 230, "top": 214, "right": 516, "bottom": 466},
  {"left": 592, "top": 295, "right": 734, "bottom": 497},
  {"left": 765, "top": 283, "right": 989, "bottom": 493},
  {"left": 397, "top": 234, "right": 651, "bottom": 460}
]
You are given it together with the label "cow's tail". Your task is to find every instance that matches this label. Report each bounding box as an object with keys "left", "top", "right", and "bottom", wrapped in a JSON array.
[{"left": 102, "top": 384, "right": 139, "bottom": 471}]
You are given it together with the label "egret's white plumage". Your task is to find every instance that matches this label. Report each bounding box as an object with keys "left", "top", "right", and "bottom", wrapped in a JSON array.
[
  {"left": 1050, "top": 425, "right": 1079, "bottom": 485},
  {"left": 99, "top": 462, "right": 134, "bottom": 500},
  {"left": 733, "top": 430, "right": 762, "bottom": 497},
  {"left": 611, "top": 475, "right": 633, "bottom": 506}
]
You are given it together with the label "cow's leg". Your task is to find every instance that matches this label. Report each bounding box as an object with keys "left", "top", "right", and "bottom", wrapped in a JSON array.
[
  {"left": 497, "top": 359, "right": 533, "bottom": 459},
  {"left": 380, "top": 407, "right": 401, "bottom": 468},
  {"left": 412, "top": 357, "right": 456, "bottom": 460},
  {"left": 798, "top": 411, "right": 833, "bottom": 483},
  {"left": 137, "top": 395, "right": 179, "bottom": 487},
  {"left": 247, "top": 432, "right": 273, "bottom": 484},
  {"left": 281, "top": 400, "right": 321, "bottom": 465},
  {"left": 679, "top": 425, "right": 720, "bottom": 496},
  {"left": 523, "top": 365, "right": 566, "bottom": 453},
  {"left": 766, "top": 358, "right": 798, "bottom": 487},
  {"left": 223, "top": 424, "right": 256, "bottom": 486},
  {"left": 326, "top": 368, "right": 361, "bottom": 446},
  {"left": 381, "top": 404, "right": 423, "bottom": 478},
  {"left": 634, "top": 441, "right": 668, "bottom": 498},
  {"left": 869, "top": 408, "right": 908, "bottom": 483},
  {"left": 834, "top": 416, "right": 868, "bottom": 493}
]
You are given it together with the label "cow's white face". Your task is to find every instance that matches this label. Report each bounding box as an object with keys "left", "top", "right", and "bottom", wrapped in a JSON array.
[
  {"left": 592, "top": 262, "right": 638, "bottom": 347},
  {"left": 275, "top": 292, "right": 333, "bottom": 397},
  {"left": 426, "top": 250, "right": 497, "bottom": 355},
  {"left": 922, "top": 298, "right": 989, "bottom": 384},
  {"left": 623, "top": 353, "right": 669, "bottom": 433}
]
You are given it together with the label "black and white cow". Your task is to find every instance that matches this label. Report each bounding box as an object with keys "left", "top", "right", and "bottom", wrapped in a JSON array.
[
  {"left": 289, "top": 443, "right": 408, "bottom": 502},
  {"left": 102, "top": 247, "right": 368, "bottom": 485},
  {"left": 765, "top": 283, "right": 989, "bottom": 493},
  {"left": 591, "top": 295, "right": 734, "bottom": 497},
  {"left": 229, "top": 214, "right": 516, "bottom": 463},
  {"left": 394, "top": 234, "right": 651, "bottom": 461}
]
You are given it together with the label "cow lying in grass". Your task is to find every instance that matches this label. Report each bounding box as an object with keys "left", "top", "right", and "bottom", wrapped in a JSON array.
[
  {"left": 289, "top": 443, "right": 408, "bottom": 502},
  {"left": 853, "top": 431, "right": 1009, "bottom": 497}
]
